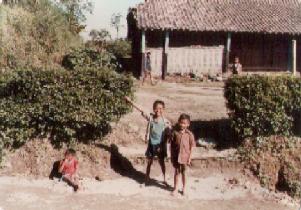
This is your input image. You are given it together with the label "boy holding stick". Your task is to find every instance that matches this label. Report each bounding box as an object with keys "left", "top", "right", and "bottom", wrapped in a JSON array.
[{"left": 124, "top": 97, "right": 171, "bottom": 185}]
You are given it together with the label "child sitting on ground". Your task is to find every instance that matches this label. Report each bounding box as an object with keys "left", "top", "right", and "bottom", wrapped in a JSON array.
[
  {"left": 59, "top": 149, "right": 79, "bottom": 192},
  {"left": 170, "top": 114, "right": 195, "bottom": 196},
  {"left": 124, "top": 96, "right": 171, "bottom": 185}
]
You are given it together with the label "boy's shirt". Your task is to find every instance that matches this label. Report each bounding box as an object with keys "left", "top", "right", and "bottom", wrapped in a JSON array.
[
  {"left": 142, "top": 112, "right": 171, "bottom": 144},
  {"left": 232, "top": 63, "right": 242, "bottom": 74},
  {"left": 170, "top": 129, "right": 195, "bottom": 165},
  {"left": 61, "top": 157, "right": 78, "bottom": 176},
  {"left": 149, "top": 117, "right": 166, "bottom": 145}
]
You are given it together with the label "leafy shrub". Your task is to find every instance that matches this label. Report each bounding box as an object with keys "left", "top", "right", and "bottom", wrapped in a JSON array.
[
  {"left": 224, "top": 75, "right": 301, "bottom": 140},
  {"left": 239, "top": 136, "right": 301, "bottom": 198},
  {"left": 106, "top": 39, "right": 131, "bottom": 59},
  {"left": 62, "top": 48, "right": 119, "bottom": 70},
  {"left": 0, "top": 3, "right": 82, "bottom": 70},
  {"left": 0, "top": 68, "right": 133, "bottom": 152}
]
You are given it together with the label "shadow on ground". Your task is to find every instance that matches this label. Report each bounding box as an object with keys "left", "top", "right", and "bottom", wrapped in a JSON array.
[
  {"left": 49, "top": 160, "right": 62, "bottom": 179},
  {"left": 97, "top": 143, "right": 173, "bottom": 191},
  {"left": 190, "top": 118, "right": 238, "bottom": 150}
]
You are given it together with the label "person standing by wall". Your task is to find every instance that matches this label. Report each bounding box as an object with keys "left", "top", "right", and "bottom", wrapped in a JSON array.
[
  {"left": 142, "top": 52, "right": 155, "bottom": 85},
  {"left": 232, "top": 56, "right": 242, "bottom": 75}
]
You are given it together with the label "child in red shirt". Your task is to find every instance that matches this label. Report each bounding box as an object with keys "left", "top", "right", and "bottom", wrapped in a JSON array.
[{"left": 59, "top": 149, "right": 79, "bottom": 191}]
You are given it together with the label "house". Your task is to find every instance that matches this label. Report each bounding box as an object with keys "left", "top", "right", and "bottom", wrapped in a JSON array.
[{"left": 127, "top": 0, "right": 301, "bottom": 79}]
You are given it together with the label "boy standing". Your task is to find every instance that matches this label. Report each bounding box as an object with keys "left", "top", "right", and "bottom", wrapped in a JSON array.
[
  {"left": 170, "top": 114, "right": 195, "bottom": 196},
  {"left": 59, "top": 149, "right": 79, "bottom": 192},
  {"left": 124, "top": 97, "right": 171, "bottom": 185}
]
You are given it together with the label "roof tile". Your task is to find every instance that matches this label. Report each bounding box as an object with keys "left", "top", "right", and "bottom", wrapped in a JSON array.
[{"left": 135, "top": 0, "right": 301, "bottom": 34}]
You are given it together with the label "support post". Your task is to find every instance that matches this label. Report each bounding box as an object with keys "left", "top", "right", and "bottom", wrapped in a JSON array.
[
  {"left": 288, "top": 40, "right": 292, "bottom": 72},
  {"left": 292, "top": 39, "right": 297, "bottom": 76},
  {"left": 224, "top": 32, "right": 232, "bottom": 72},
  {"left": 162, "top": 31, "right": 169, "bottom": 80},
  {"left": 140, "top": 30, "right": 146, "bottom": 79}
]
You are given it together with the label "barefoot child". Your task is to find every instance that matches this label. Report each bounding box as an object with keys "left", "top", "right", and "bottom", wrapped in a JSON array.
[
  {"left": 170, "top": 114, "right": 195, "bottom": 196},
  {"left": 124, "top": 97, "right": 171, "bottom": 185},
  {"left": 59, "top": 149, "right": 79, "bottom": 192}
]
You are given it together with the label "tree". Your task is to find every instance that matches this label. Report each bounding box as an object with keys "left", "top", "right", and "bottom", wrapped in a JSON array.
[
  {"left": 2, "top": 0, "right": 18, "bottom": 5},
  {"left": 111, "top": 13, "right": 123, "bottom": 39},
  {"left": 3, "top": 0, "right": 39, "bottom": 7},
  {"left": 58, "top": 0, "right": 93, "bottom": 34},
  {"left": 89, "top": 29, "right": 111, "bottom": 50},
  {"left": 3, "top": 0, "right": 93, "bottom": 34},
  {"left": 89, "top": 29, "right": 111, "bottom": 43}
]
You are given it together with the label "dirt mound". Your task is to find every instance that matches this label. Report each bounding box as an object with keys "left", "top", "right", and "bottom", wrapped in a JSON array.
[
  {"left": 1, "top": 139, "right": 113, "bottom": 179},
  {"left": 240, "top": 136, "right": 301, "bottom": 198}
]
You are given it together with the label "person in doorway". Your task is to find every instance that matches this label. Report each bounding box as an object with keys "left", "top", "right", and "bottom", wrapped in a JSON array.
[
  {"left": 142, "top": 52, "right": 155, "bottom": 85},
  {"left": 170, "top": 114, "right": 195, "bottom": 196},
  {"left": 124, "top": 96, "right": 171, "bottom": 186},
  {"left": 232, "top": 56, "right": 242, "bottom": 75}
]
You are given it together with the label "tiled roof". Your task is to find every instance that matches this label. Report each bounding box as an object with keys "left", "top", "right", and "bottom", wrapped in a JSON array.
[{"left": 135, "top": 0, "right": 301, "bottom": 34}]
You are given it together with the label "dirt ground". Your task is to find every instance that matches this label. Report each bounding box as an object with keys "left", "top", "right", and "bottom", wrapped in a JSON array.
[{"left": 0, "top": 81, "right": 298, "bottom": 210}]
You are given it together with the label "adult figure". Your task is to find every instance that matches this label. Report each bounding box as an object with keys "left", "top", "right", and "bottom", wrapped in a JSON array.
[{"left": 142, "top": 52, "right": 155, "bottom": 85}]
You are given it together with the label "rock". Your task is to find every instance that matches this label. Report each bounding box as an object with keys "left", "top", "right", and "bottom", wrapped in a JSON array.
[
  {"left": 197, "top": 138, "right": 217, "bottom": 148},
  {"left": 95, "top": 176, "right": 102, "bottom": 182},
  {"left": 216, "top": 76, "right": 223, "bottom": 82},
  {"left": 228, "top": 178, "right": 239, "bottom": 185}
]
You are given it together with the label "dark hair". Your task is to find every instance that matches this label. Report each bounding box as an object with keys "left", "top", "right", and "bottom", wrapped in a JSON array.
[
  {"left": 178, "top": 113, "right": 191, "bottom": 122},
  {"left": 65, "top": 148, "right": 76, "bottom": 156},
  {"left": 147, "top": 52, "right": 151, "bottom": 55},
  {"left": 153, "top": 100, "right": 165, "bottom": 109}
]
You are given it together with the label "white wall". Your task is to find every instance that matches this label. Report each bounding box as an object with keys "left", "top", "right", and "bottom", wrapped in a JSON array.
[{"left": 147, "top": 46, "right": 224, "bottom": 76}]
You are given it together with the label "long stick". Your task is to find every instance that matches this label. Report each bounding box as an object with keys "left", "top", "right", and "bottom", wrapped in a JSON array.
[{"left": 124, "top": 96, "right": 144, "bottom": 113}]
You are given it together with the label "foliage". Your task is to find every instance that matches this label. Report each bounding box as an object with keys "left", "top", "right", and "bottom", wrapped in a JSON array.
[
  {"left": 106, "top": 39, "right": 132, "bottom": 59},
  {"left": 224, "top": 75, "right": 301, "bottom": 140},
  {"left": 88, "top": 29, "right": 111, "bottom": 51},
  {"left": 85, "top": 29, "right": 131, "bottom": 72},
  {"left": 62, "top": 48, "right": 119, "bottom": 70},
  {"left": 57, "top": 0, "right": 93, "bottom": 34},
  {"left": 0, "top": 68, "right": 133, "bottom": 154},
  {"left": 0, "top": 2, "right": 82, "bottom": 70},
  {"left": 239, "top": 136, "right": 301, "bottom": 198},
  {"left": 89, "top": 29, "right": 111, "bottom": 45},
  {"left": 3, "top": 0, "right": 92, "bottom": 34},
  {"left": 87, "top": 28, "right": 131, "bottom": 59}
]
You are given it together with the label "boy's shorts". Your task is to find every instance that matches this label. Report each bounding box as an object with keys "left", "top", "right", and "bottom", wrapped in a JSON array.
[
  {"left": 145, "top": 143, "right": 166, "bottom": 159},
  {"left": 60, "top": 173, "right": 71, "bottom": 181}
]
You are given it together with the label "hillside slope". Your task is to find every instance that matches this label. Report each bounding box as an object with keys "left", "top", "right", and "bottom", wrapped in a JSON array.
[{"left": 0, "top": 3, "right": 82, "bottom": 69}]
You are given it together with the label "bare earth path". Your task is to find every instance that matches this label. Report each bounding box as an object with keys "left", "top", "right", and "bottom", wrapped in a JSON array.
[
  {"left": 0, "top": 82, "right": 298, "bottom": 210},
  {"left": 0, "top": 174, "right": 297, "bottom": 210}
]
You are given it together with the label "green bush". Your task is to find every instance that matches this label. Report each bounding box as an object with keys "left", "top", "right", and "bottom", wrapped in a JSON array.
[
  {"left": 62, "top": 48, "right": 119, "bottom": 70},
  {"left": 224, "top": 75, "right": 301, "bottom": 139},
  {"left": 0, "top": 3, "right": 82, "bottom": 70},
  {"left": 106, "top": 39, "right": 131, "bottom": 59},
  {"left": 0, "top": 68, "right": 133, "bottom": 151}
]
